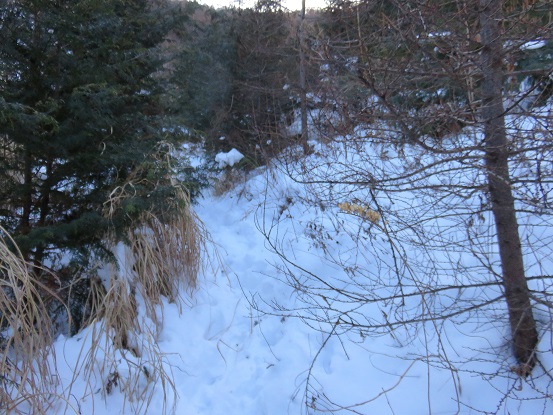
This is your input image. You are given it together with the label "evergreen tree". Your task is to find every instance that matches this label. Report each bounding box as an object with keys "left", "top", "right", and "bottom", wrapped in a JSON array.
[
  {"left": 222, "top": 2, "right": 298, "bottom": 163},
  {"left": 0, "top": 0, "right": 192, "bottom": 270},
  {"left": 168, "top": 3, "right": 235, "bottom": 132}
]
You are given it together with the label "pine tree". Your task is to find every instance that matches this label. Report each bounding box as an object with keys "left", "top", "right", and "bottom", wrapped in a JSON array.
[
  {"left": 168, "top": 3, "right": 235, "bottom": 133},
  {"left": 222, "top": 1, "right": 298, "bottom": 162},
  {"left": 0, "top": 0, "right": 191, "bottom": 269}
]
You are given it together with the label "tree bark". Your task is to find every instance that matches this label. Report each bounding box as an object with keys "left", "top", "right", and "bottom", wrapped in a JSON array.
[
  {"left": 299, "top": 0, "right": 310, "bottom": 154},
  {"left": 479, "top": 0, "right": 538, "bottom": 375},
  {"left": 20, "top": 148, "right": 33, "bottom": 236}
]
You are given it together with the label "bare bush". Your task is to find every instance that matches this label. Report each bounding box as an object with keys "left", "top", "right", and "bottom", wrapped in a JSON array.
[
  {"left": 256, "top": 122, "right": 553, "bottom": 412},
  {"left": 250, "top": 0, "right": 553, "bottom": 411}
]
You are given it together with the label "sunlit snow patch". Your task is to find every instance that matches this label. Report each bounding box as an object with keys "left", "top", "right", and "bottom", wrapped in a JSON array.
[
  {"left": 520, "top": 40, "right": 546, "bottom": 50},
  {"left": 215, "top": 148, "right": 244, "bottom": 168}
]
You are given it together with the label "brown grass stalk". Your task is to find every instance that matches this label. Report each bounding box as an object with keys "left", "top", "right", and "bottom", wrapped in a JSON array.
[
  {"left": 70, "top": 147, "right": 209, "bottom": 414},
  {"left": 0, "top": 225, "right": 59, "bottom": 415}
]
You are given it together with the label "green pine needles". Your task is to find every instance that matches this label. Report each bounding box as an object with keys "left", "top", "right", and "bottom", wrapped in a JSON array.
[
  {"left": 0, "top": 0, "right": 205, "bottom": 268},
  {"left": 1, "top": 1, "right": 209, "bottom": 413}
]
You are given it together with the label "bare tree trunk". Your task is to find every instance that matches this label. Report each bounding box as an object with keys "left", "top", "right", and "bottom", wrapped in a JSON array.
[
  {"left": 20, "top": 148, "right": 33, "bottom": 236},
  {"left": 479, "top": 0, "right": 538, "bottom": 375},
  {"left": 299, "top": 0, "right": 309, "bottom": 154}
]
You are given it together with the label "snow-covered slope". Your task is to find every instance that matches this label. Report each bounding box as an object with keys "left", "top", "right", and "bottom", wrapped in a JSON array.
[{"left": 48, "top": 139, "right": 552, "bottom": 415}]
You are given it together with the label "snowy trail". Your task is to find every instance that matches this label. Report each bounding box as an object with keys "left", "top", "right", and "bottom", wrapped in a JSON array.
[{"left": 169, "top": 181, "right": 317, "bottom": 414}]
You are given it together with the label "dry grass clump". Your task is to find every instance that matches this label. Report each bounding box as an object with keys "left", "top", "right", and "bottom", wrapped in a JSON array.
[
  {"left": 129, "top": 185, "right": 204, "bottom": 312},
  {"left": 68, "top": 148, "right": 209, "bottom": 414},
  {"left": 68, "top": 275, "right": 178, "bottom": 415},
  {"left": 102, "top": 148, "right": 208, "bottom": 329},
  {"left": 1, "top": 145, "right": 209, "bottom": 415},
  {"left": 95, "top": 276, "right": 140, "bottom": 353},
  {"left": 213, "top": 168, "right": 247, "bottom": 197},
  {"left": 0, "top": 225, "right": 59, "bottom": 415}
]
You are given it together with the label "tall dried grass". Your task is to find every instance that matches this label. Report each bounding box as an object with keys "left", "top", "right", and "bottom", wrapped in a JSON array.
[
  {"left": 2, "top": 144, "right": 209, "bottom": 414},
  {"left": 67, "top": 147, "right": 209, "bottom": 414},
  {"left": 128, "top": 185, "right": 204, "bottom": 318},
  {"left": 101, "top": 145, "right": 207, "bottom": 330},
  {"left": 0, "top": 225, "right": 59, "bottom": 415}
]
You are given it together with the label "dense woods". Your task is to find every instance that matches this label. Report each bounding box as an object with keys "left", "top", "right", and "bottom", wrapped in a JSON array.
[
  {"left": 0, "top": 0, "right": 196, "bottom": 270},
  {"left": 1, "top": 0, "right": 552, "bottom": 413}
]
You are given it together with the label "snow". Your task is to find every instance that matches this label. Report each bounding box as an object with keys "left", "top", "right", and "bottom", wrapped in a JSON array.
[
  {"left": 215, "top": 148, "right": 245, "bottom": 168},
  {"left": 38, "top": 127, "right": 553, "bottom": 414},
  {"left": 520, "top": 40, "right": 546, "bottom": 50}
]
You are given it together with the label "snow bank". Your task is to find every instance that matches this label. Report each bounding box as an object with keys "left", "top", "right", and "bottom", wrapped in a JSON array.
[{"left": 45, "top": 120, "right": 552, "bottom": 414}]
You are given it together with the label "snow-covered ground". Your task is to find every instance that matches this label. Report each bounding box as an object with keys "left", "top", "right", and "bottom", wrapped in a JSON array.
[{"left": 44, "top": 135, "right": 552, "bottom": 414}]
